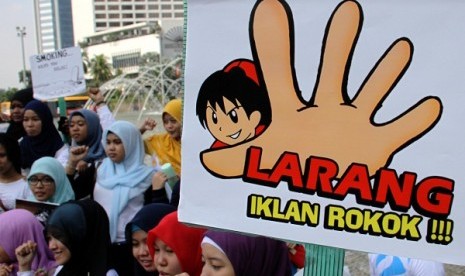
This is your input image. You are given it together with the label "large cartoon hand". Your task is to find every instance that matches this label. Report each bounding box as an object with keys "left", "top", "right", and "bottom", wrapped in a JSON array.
[{"left": 200, "top": 0, "right": 441, "bottom": 178}]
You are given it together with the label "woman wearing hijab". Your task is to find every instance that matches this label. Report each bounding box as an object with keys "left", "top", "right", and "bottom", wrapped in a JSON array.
[
  {"left": 46, "top": 199, "right": 114, "bottom": 276},
  {"left": 94, "top": 120, "right": 155, "bottom": 275},
  {"left": 0, "top": 209, "right": 56, "bottom": 275},
  {"left": 6, "top": 88, "right": 34, "bottom": 141},
  {"left": 66, "top": 109, "right": 107, "bottom": 199},
  {"left": 14, "top": 199, "right": 115, "bottom": 276},
  {"left": 125, "top": 203, "right": 176, "bottom": 275},
  {"left": 26, "top": 157, "right": 74, "bottom": 225},
  {"left": 27, "top": 157, "right": 75, "bottom": 204},
  {"left": 20, "top": 100, "right": 68, "bottom": 175},
  {"left": 140, "top": 98, "right": 182, "bottom": 175},
  {"left": 147, "top": 211, "right": 206, "bottom": 276},
  {"left": 200, "top": 230, "right": 292, "bottom": 276},
  {"left": 0, "top": 133, "right": 32, "bottom": 212}
]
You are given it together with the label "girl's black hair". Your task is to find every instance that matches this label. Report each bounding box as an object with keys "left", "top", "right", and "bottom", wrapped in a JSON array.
[
  {"left": 0, "top": 133, "right": 21, "bottom": 173},
  {"left": 196, "top": 67, "right": 271, "bottom": 128}
]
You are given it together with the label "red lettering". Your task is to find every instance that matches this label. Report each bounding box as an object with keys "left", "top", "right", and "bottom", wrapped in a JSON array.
[
  {"left": 245, "top": 147, "right": 271, "bottom": 181},
  {"left": 269, "top": 152, "right": 303, "bottom": 188},
  {"left": 305, "top": 156, "right": 337, "bottom": 194},
  {"left": 374, "top": 169, "right": 416, "bottom": 210},
  {"left": 334, "top": 163, "right": 372, "bottom": 201},
  {"left": 243, "top": 147, "right": 455, "bottom": 217},
  {"left": 415, "top": 177, "right": 454, "bottom": 216}
]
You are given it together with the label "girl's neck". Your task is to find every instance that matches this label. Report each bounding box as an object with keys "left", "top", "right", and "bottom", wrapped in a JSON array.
[{"left": 0, "top": 169, "right": 23, "bottom": 183}]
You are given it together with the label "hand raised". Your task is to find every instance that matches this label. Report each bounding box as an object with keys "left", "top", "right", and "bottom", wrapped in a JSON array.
[
  {"left": 69, "top": 145, "right": 89, "bottom": 165},
  {"left": 140, "top": 117, "right": 157, "bottom": 134},
  {"left": 15, "top": 241, "right": 37, "bottom": 271},
  {"left": 200, "top": 0, "right": 441, "bottom": 178}
]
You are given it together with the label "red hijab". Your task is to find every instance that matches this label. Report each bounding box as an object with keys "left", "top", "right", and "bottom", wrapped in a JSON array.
[{"left": 147, "top": 212, "right": 205, "bottom": 276}]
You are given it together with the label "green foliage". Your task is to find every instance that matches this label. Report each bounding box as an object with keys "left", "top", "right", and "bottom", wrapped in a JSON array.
[
  {"left": 139, "top": 52, "right": 160, "bottom": 66},
  {"left": 90, "top": 54, "right": 113, "bottom": 86},
  {"left": 0, "top": 87, "right": 18, "bottom": 102}
]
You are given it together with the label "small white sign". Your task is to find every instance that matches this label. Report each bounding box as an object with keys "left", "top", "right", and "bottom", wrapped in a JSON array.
[{"left": 30, "top": 46, "right": 86, "bottom": 100}]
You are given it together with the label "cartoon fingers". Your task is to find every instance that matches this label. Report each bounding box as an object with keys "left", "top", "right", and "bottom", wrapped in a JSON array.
[{"left": 200, "top": 0, "right": 442, "bottom": 179}]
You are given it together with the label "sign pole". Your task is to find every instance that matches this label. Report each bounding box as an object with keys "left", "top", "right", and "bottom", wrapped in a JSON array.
[{"left": 304, "top": 244, "right": 345, "bottom": 276}]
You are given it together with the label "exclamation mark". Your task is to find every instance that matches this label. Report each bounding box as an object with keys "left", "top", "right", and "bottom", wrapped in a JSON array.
[
  {"left": 427, "top": 219, "right": 454, "bottom": 245},
  {"left": 430, "top": 219, "right": 438, "bottom": 241},
  {"left": 438, "top": 220, "right": 444, "bottom": 241},
  {"left": 445, "top": 220, "right": 453, "bottom": 243}
]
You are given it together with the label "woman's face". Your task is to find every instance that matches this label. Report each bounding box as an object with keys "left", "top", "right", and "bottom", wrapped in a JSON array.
[
  {"left": 28, "top": 173, "right": 56, "bottom": 202},
  {"left": 200, "top": 243, "right": 235, "bottom": 276},
  {"left": 0, "top": 145, "right": 14, "bottom": 176},
  {"left": 10, "top": 100, "right": 26, "bottom": 123},
  {"left": 23, "top": 110, "right": 42, "bottom": 137},
  {"left": 132, "top": 230, "right": 156, "bottom": 272},
  {"left": 163, "top": 113, "right": 182, "bottom": 140},
  {"left": 105, "top": 133, "right": 125, "bottom": 163},
  {"left": 48, "top": 235, "right": 71, "bottom": 265},
  {"left": 154, "top": 238, "right": 183, "bottom": 275},
  {"left": 69, "top": 115, "right": 88, "bottom": 143}
]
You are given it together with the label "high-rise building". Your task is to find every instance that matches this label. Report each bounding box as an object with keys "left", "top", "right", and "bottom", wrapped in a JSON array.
[
  {"left": 93, "top": 0, "right": 184, "bottom": 32},
  {"left": 72, "top": 0, "right": 184, "bottom": 47},
  {"left": 34, "top": 0, "right": 75, "bottom": 53}
]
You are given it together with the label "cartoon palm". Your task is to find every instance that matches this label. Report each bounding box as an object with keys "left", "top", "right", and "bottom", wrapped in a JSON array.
[{"left": 200, "top": 0, "right": 442, "bottom": 178}]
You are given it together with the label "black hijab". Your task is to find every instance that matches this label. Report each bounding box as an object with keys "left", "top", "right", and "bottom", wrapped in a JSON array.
[
  {"left": 20, "top": 100, "right": 64, "bottom": 169},
  {"left": 47, "top": 199, "right": 111, "bottom": 276},
  {"left": 6, "top": 87, "right": 33, "bottom": 141},
  {"left": 125, "top": 203, "right": 176, "bottom": 276}
]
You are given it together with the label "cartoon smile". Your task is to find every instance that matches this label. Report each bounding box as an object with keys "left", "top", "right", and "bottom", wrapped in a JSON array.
[{"left": 228, "top": 129, "right": 242, "bottom": 139}]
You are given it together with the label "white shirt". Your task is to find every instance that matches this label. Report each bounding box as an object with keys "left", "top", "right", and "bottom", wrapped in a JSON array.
[
  {"left": 369, "top": 254, "right": 445, "bottom": 276},
  {"left": 0, "top": 178, "right": 32, "bottom": 210}
]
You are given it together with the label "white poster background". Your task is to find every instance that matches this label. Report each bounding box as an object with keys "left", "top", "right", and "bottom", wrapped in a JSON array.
[
  {"left": 30, "top": 46, "right": 85, "bottom": 100},
  {"left": 181, "top": 0, "right": 465, "bottom": 265}
]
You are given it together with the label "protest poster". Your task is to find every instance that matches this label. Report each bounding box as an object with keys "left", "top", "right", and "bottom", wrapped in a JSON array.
[
  {"left": 180, "top": 0, "right": 465, "bottom": 265},
  {"left": 30, "top": 46, "right": 86, "bottom": 100}
]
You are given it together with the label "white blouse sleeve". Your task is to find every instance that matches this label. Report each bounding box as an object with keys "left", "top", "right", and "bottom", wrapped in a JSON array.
[{"left": 97, "top": 104, "right": 116, "bottom": 130}]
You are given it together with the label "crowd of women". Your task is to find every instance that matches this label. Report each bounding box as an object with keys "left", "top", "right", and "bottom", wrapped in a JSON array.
[
  {"left": 0, "top": 86, "right": 446, "bottom": 276},
  {"left": 0, "top": 87, "right": 305, "bottom": 276}
]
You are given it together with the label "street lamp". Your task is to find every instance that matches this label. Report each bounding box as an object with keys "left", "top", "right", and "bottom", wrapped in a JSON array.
[{"left": 16, "top": 26, "right": 27, "bottom": 87}]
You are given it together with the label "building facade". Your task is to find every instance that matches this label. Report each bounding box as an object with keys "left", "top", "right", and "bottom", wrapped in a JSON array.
[
  {"left": 93, "top": 0, "right": 184, "bottom": 32},
  {"left": 34, "top": 0, "right": 75, "bottom": 53}
]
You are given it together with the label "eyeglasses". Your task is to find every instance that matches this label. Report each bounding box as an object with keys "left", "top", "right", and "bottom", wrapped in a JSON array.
[{"left": 28, "top": 176, "right": 54, "bottom": 187}]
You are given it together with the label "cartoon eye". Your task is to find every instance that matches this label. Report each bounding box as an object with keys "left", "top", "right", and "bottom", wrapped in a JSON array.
[
  {"left": 229, "top": 110, "right": 238, "bottom": 123},
  {"left": 212, "top": 112, "right": 218, "bottom": 124}
]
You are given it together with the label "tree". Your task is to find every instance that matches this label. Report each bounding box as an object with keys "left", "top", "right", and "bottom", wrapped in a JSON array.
[
  {"left": 0, "top": 88, "right": 18, "bottom": 102},
  {"left": 89, "top": 54, "right": 113, "bottom": 86},
  {"left": 139, "top": 52, "right": 159, "bottom": 67}
]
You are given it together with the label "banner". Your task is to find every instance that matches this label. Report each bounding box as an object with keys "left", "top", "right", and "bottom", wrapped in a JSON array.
[
  {"left": 30, "top": 46, "right": 86, "bottom": 100},
  {"left": 181, "top": 0, "right": 465, "bottom": 265}
]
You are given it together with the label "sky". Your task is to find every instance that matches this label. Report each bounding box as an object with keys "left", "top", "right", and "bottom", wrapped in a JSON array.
[{"left": 0, "top": 1, "right": 36, "bottom": 90}]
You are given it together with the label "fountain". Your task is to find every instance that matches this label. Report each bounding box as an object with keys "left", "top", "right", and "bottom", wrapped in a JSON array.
[{"left": 87, "top": 57, "right": 183, "bottom": 132}]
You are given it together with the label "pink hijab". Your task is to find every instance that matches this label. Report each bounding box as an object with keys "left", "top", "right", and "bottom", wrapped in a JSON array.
[{"left": 0, "top": 209, "right": 56, "bottom": 273}]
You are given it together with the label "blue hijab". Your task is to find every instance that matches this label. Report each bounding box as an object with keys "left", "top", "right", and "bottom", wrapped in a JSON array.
[
  {"left": 20, "top": 100, "right": 64, "bottom": 169},
  {"left": 69, "top": 109, "right": 106, "bottom": 163},
  {"left": 97, "top": 121, "right": 154, "bottom": 241},
  {"left": 28, "top": 157, "right": 75, "bottom": 204}
]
